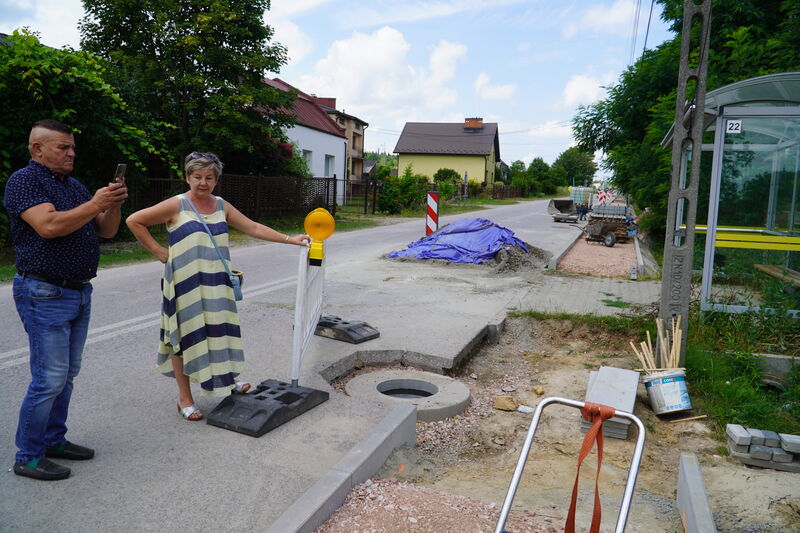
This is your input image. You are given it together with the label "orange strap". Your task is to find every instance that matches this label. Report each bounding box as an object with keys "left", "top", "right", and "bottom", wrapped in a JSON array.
[{"left": 565, "top": 402, "right": 616, "bottom": 533}]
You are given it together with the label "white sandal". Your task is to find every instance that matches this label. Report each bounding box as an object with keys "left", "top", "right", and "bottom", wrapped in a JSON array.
[
  {"left": 177, "top": 403, "right": 203, "bottom": 421},
  {"left": 232, "top": 381, "right": 251, "bottom": 394}
]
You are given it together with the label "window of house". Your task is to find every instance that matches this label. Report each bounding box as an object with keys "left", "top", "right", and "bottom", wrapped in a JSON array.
[
  {"left": 302, "top": 150, "right": 312, "bottom": 166},
  {"left": 324, "top": 155, "right": 335, "bottom": 177}
]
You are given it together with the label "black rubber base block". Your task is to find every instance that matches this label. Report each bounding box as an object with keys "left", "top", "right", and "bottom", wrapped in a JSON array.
[
  {"left": 206, "top": 379, "right": 329, "bottom": 437},
  {"left": 315, "top": 315, "right": 380, "bottom": 344}
]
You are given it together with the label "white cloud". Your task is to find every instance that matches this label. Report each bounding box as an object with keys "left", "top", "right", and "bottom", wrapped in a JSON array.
[
  {"left": 561, "top": 73, "right": 615, "bottom": 108},
  {"left": 297, "top": 27, "right": 466, "bottom": 124},
  {"left": 339, "top": 0, "right": 528, "bottom": 28},
  {"left": 270, "top": 19, "right": 313, "bottom": 67},
  {"left": 583, "top": 0, "right": 638, "bottom": 36},
  {"left": 269, "top": 0, "right": 332, "bottom": 18},
  {"left": 0, "top": 0, "right": 83, "bottom": 49},
  {"left": 567, "top": 0, "right": 639, "bottom": 38},
  {"left": 474, "top": 72, "right": 517, "bottom": 101}
]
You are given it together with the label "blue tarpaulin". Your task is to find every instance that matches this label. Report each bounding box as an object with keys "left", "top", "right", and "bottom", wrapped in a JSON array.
[{"left": 386, "top": 218, "right": 528, "bottom": 264}]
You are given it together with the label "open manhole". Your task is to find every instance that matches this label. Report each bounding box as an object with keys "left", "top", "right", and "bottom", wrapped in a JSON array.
[
  {"left": 345, "top": 369, "right": 470, "bottom": 421},
  {"left": 377, "top": 379, "right": 438, "bottom": 399}
]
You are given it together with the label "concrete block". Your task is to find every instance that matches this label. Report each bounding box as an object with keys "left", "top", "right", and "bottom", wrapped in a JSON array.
[
  {"left": 780, "top": 433, "right": 800, "bottom": 453},
  {"left": 335, "top": 404, "right": 417, "bottom": 483},
  {"left": 749, "top": 445, "right": 773, "bottom": 461},
  {"left": 264, "top": 469, "right": 352, "bottom": 533},
  {"left": 746, "top": 428, "right": 765, "bottom": 446},
  {"left": 726, "top": 438, "right": 749, "bottom": 454},
  {"left": 728, "top": 448, "right": 800, "bottom": 473},
  {"left": 677, "top": 452, "right": 717, "bottom": 533},
  {"left": 772, "top": 448, "right": 793, "bottom": 463},
  {"left": 726, "top": 424, "right": 751, "bottom": 446},
  {"left": 762, "top": 430, "right": 780, "bottom": 447},
  {"left": 265, "top": 404, "right": 417, "bottom": 533}
]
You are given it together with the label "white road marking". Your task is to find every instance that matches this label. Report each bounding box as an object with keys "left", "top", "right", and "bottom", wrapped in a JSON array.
[{"left": 0, "top": 275, "right": 299, "bottom": 370}]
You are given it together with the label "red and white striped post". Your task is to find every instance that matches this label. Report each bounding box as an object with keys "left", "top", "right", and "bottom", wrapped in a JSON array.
[{"left": 426, "top": 191, "right": 439, "bottom": 235}]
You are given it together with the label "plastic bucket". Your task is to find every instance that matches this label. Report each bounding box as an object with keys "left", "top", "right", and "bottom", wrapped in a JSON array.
[{"left": 643, "top": 369, "right": 692, "bottom": 415}]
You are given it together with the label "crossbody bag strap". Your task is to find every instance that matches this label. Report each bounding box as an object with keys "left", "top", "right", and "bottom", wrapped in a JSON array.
[{"left": 180, "top": 194, "right": 234, "bottom": 279}]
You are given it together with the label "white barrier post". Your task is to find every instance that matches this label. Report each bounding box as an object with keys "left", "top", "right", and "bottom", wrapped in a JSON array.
[{"left": 290, "top": 246, "right": 325, "bottom": 387}]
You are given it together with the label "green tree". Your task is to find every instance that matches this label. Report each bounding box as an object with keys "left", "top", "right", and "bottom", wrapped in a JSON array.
[
  {"left": 527, "top": 157, "right": 550, "bottom": 195},
  {"left": 543, "top": 166, "right": 566, "bottom": 195},
  {"left": 0, "top": 29, "right": 173, "bottom": 245},
  {"left": 79, "top": 0, "right": 296, "bottom": 174},
  {"left": 507, "top": 160, "right": 527, "bottom": 188},
  {"left": 551, "top": 147, "right": 597, "bottom": 187},
  {"left": 572, "top": 0, "right": 800, "bottom": 240}
]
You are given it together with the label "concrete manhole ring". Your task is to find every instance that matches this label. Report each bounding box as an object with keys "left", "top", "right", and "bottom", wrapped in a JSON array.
[{"left": 345, "top": 369, "right": 471, "bottom": 422}]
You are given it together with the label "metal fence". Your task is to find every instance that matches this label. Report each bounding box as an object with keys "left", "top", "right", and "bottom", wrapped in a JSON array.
[
  {"left": 342, "top": 179, "right": 380, "bottom": 215},
  {"left": 491, "top": 185, "right": 529, "bottom": 199},
  {"left": 128, "top": 174, "right": 338, "bottom": 219}
]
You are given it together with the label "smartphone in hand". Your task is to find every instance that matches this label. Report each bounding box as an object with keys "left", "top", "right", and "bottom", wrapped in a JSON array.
[{"left": 114, "top": 163, "right": 127, "bottom": 184}]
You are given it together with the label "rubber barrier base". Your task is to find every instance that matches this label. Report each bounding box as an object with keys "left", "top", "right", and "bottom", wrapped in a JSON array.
[
  {"left": 206, "top": 379, "right": 329, "bottom": 437},
  {"left": 315, "top": 315, "right": 380, "bottom": 344}
]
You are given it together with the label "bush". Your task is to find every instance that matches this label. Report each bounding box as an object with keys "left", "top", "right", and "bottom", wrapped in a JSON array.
[
  {"left": 468, "top": 179, "right": 483, "bottom": 197},
  {"left": 433, "top": 167, "right": 461, "bottom": 200},
  {"left": 377, "top": 164, "right": 430, "bottom": 214}
]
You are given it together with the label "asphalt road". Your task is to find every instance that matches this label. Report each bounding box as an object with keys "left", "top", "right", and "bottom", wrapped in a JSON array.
[{"left": 0, "top": 198, "right": 582, "bottom": 532}]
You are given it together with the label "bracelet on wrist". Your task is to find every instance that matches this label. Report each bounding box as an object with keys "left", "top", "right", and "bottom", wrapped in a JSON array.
[{"left": 284, "top": 235, "right": 290, "bottom": 243}]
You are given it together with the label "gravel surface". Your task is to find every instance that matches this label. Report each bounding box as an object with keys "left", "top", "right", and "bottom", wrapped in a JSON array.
[
  {"left": 316, "top": 478, "right": 553, "bottom": 533},
  {"left": 557, "top": 234, "right": 637, "bottom": 277}
]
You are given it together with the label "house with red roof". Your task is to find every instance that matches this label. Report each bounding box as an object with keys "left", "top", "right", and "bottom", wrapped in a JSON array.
[{"left": 264, "top": 78, "right": 347, "bottom": 182}]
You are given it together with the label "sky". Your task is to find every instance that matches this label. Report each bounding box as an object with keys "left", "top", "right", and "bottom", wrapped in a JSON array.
[{"left": 0, "top": 0, "right": 675, "bottom": 168}]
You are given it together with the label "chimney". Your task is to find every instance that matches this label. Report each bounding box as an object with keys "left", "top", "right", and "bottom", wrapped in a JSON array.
[{"left": 464, "top": 117, "right": 484, "bottom": 130}]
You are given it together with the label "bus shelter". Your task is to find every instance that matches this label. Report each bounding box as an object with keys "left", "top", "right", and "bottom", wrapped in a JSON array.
[{"left": 667, "top": 72, "right": 800, "bottom": 315}]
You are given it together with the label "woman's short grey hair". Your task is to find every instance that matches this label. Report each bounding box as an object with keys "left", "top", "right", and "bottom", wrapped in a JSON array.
[{"left": 184, "top": 152, "right": 224, "bottom": 178}]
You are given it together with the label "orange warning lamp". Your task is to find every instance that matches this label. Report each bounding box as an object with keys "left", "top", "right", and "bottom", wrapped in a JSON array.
[{"left": 304, "top": 208, "right": 335, "bottom": 266}]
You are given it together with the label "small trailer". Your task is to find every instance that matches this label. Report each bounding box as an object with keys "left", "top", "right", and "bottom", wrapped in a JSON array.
[
  {"left": 548, "top": 199, "right": 578, "bottom": 223},
  {"left": 581, "top": 205, "right": 638, "bottom": 247}
]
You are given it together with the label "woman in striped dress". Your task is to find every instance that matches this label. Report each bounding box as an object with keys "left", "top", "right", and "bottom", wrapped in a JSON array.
[{"left": 126, "top": 153, "right": 309, "bottom": 421}]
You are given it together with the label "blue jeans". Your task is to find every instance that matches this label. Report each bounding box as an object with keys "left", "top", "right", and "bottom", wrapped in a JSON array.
[{"left": 12, "top": 275, "right": 93, "bottom": 464}]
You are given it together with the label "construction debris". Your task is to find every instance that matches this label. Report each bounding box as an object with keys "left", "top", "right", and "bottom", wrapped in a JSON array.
[{"left": 631, "top": 315, "right": 683, "bottom": 373}]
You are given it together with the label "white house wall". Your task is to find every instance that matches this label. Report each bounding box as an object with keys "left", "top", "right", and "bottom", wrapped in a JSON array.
[{"left": 285, "top": 125, "right": 347, "bottom": 204}]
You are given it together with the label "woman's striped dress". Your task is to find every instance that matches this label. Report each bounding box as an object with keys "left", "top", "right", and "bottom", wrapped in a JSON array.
[{"left": 156, "top": 195, "right": 244, "bottom": 395}]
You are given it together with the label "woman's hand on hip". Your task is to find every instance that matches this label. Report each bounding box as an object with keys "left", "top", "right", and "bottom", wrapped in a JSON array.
[{"left": 156, "top": 247, "right": 169, "bottom": 263}]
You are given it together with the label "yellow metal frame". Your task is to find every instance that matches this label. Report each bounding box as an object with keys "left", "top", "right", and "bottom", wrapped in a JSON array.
[{"left": 687, "top": 225, "right": 800, "bottom": 251}]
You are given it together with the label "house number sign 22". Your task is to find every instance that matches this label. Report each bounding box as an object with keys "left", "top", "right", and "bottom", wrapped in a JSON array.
[{"left": 725, "top": 120, "right": 742, "bottom": 135}]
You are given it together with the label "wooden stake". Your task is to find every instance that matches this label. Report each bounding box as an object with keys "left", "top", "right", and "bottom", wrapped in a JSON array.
[{"left": 667, "top": 414, "right": 707, "bottom": 423}]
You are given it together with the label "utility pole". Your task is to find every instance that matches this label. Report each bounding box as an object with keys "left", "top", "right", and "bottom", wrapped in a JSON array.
[{"left": 659, "top": 0, "right": 712, "bottom": 366}]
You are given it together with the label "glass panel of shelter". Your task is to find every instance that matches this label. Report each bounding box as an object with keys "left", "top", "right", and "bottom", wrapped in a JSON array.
[{"left": 700, "top": 111, "right": 800, "bottom": 314}]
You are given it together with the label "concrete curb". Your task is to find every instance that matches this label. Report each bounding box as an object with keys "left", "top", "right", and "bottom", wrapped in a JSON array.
[
  {"left": 634, "top": 235, "right": 645, "bottom": 278},
  {"left": 677, "top": 452, "right": 717, "bottom": 532},
  {"left": 263, "top": 404, "right": 417, "bottom": 533},
  {"left": 547, "top": 230, "right": 582, "bottom": 269}
]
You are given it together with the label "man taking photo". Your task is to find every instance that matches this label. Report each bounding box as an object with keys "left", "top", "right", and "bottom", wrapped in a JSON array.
[{"left": 4, "top": 119, "right": 127, "bottom": 480}]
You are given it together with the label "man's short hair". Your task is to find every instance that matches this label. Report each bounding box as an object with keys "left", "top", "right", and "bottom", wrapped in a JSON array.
[{"left": 32, "top": 119, "right": 72, "bottom": 135}]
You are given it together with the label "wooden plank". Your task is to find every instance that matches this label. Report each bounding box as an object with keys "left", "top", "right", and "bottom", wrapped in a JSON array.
[{"left": 754, "top": 264, "right": 800, "bottom": 286}]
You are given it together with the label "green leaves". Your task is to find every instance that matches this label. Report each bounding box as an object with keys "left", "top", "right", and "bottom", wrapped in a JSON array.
[{"left": 79, "top": 0, "right": 292, "bottom": 172}]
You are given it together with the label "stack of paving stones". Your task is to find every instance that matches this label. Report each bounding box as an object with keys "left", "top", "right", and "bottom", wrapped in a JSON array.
[
  {"left": 726, "top": 423, "right": 800, "bottom": 473},
  {"left": 581, "top": 366, "right": 640, "bottom": 440}
]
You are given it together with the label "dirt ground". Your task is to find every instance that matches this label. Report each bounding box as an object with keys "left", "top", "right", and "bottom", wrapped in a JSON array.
[{"left": 316, "top": 236, "right": 800, "bottom": 533}]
